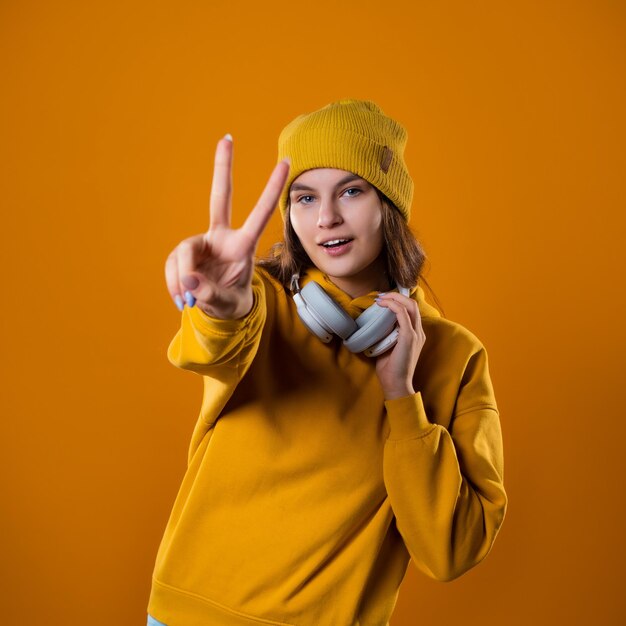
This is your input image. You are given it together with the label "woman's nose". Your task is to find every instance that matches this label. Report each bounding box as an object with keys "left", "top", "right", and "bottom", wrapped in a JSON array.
[{"left": 317, "top": 199, "right": 343, "bottom": 228}]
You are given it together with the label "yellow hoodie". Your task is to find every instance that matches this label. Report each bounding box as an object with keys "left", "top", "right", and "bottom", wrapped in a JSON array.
[{"left": 147, "top": 266, "right": 507, "bottom": 626}]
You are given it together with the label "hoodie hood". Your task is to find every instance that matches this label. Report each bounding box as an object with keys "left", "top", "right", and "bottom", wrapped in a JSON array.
[{"left": 300, "top": 267, "right": 441, "bottom": 320}]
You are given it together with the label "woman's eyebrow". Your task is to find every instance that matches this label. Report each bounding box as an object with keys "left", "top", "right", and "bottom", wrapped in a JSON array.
[{"left": 289, "top": 174, "right": 362, "bottom": 193}]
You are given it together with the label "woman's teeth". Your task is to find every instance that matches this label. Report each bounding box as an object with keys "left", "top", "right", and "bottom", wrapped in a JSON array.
[{"left": 322, "top": 239, "right": 350, "bottom": 248}]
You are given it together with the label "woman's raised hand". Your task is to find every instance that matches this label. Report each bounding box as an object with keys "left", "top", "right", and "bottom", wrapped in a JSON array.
[
  {"left": 374, "top": 292, "right": 427, "bottom": 400},
  {"left": 165, "top": 135, "right": 290, "bottom": 319}
]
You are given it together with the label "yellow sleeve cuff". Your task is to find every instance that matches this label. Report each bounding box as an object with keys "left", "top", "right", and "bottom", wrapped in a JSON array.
[{"left": 384, "top": 392, "right": 435, "bottom": 440}]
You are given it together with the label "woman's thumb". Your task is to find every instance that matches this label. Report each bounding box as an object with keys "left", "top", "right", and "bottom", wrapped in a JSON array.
[{"left": 181, "top": 275, "right": 200, "bottom": 289}]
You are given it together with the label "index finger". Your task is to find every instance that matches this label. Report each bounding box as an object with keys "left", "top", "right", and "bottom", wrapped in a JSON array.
[
  {"left": 241, "top": 158, "right": 290, "bottom": 242},
  {"left": 377, "top": 292, "right": 421, "bottom": 329}
]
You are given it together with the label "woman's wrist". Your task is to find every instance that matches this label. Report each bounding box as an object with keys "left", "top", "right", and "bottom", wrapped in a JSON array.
[
  {"left": 196, "top": 291, "right": 254, "bottom": 320},
  {"left": 383, "top": 385, "right": 416, "bottom": 401}
]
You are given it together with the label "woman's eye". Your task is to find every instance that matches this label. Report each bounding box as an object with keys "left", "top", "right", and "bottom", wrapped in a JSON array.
[{"left": 297, "top": 189, "right": 360, "bottom": 204}]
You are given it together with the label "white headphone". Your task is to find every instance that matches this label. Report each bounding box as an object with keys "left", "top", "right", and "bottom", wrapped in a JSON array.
[{"left": 290, "top": 274, "right": 410, "bottom": 357}]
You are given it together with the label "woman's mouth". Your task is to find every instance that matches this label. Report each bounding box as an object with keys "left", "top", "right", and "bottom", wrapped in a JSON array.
[{"left": 319, "top": 238, "right": 354, "bottom": 256}]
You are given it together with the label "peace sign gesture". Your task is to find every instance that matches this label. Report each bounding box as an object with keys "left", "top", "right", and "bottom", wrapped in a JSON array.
[{"left": 165, "top": 135, "right": 290, "bottom": 319}]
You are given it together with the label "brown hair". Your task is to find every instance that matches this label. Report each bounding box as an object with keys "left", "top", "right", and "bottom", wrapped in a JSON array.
[{"left": 257, "top": 190, "right": 445, "bottom": 316}]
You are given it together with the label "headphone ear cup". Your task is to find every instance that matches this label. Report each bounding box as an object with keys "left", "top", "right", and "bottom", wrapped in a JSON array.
[
  {"left": 363, "top": 328, "right": 399, "bottom": 357},
  {"left": 343, "top": 304, "right": 397, "bottom": 354},
  {"left": 359, "top": 286, "right": 412, "bottom": 356},
  {"left": 300, "top": 281, "right": 358, "bottom": 339},
  {"left": 293, "top": 292, "right": 333, "bottom": 343}
]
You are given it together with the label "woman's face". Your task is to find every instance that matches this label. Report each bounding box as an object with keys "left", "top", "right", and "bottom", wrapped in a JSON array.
[{"left": 288, "top": 168, "right": 388, "bottom": 297}]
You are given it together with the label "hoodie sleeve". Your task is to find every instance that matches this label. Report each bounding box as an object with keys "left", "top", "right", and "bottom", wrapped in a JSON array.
[
  {"left": 166, "top": 270, "right": 267, "bottom": 379},
  {"left": 382, "top": 345, "right": 507, "bottom": 582}
]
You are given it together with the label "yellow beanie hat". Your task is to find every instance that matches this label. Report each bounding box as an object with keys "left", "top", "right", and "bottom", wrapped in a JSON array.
[{"left": 277, "top": 99, "right": 413, "bottom": 221}]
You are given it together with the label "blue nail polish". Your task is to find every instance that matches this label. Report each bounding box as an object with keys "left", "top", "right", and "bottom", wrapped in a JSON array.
[
  {"left": 184, "top": 291, "right": 196, "bottom": 307},
  {"left": 174, "top": 295, "right": 184, "bottom": 311}
]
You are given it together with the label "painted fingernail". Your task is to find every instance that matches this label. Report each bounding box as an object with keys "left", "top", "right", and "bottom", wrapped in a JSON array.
[
  {"left": 184, "top": 291, "right": 196, "bottom": 307},
  {"left": 224, "top": 133, "right": 233, "bottom": 142},
  {"left": 174, "top": 295, "right": 184, "bottom": 311}
]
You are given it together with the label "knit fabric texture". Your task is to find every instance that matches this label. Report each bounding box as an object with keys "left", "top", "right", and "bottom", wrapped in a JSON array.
[{"left": 277, "top": 99, "right": 414, "bottom": 221}]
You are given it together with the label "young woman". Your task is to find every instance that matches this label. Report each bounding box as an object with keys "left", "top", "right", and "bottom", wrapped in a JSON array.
[{"left": 148, "top": 99, "right": 507, "bottom": 626}]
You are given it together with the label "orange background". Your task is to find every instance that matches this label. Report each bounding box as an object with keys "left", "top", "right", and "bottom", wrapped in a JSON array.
[{"left": 1, "top": 1, "right": 625, "bottom": 624}]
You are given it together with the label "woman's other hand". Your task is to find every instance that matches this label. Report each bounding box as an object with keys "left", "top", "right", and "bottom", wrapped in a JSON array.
[
  {"left": 165, "top": 135, "right": 290, "bottom": 319},
  {"left": 374, "top": 292, "right": 426, "bottom": 400}
]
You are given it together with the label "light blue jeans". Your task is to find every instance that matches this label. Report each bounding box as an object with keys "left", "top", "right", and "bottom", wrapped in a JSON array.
[{"left": 147, "top": 616, "right": 167, "bottom": 626}]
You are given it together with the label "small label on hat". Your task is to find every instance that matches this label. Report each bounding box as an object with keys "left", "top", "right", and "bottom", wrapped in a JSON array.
[{"left": 380, "top": 146, "right": 393, "bottom": 173}]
